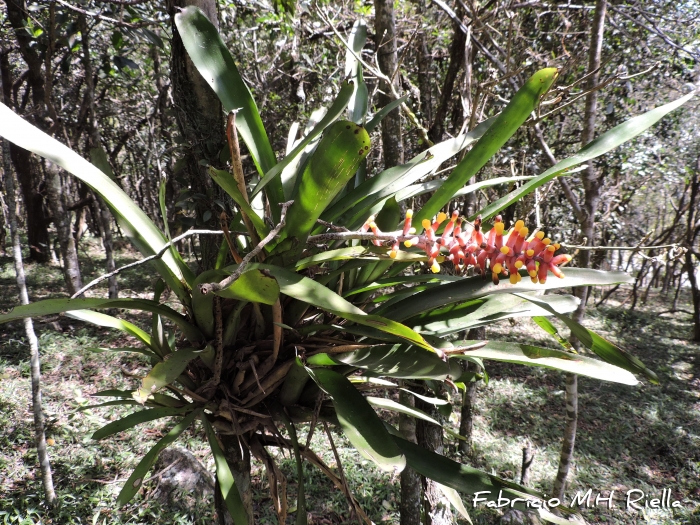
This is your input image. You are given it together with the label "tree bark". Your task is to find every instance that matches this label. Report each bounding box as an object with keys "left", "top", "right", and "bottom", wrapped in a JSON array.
[
  {"left": 0, "top": 48, "right": 49, "bottom": 263},
  {"left": 399, "top": 388, "right": 421, "bottom": 525},
  {"left": 684, "top": 168, "right": 700, "bottom": 342},
  {"left": 459, "top": 327, "right": 484, "bottom": 455},
  {"left": 374, "top": 0, "right": 404, "bottom": 168},
  {"left": 553, "top": 0, "right": 606, "bottom": 501},
  {"left": 428, "top": 5, "right": 466, "bottom": 144},
  {"left": 78, "top": 13, "right": 117, "bottom": 298},
  {"left": 167, "top": 0, "right": 225, "bottom": 269},
  {"left": 2, "top": 136, "right": 56, "bottom": 507},
  {"left": 417, "top": 394, "right": 453, "bottom": 525},
  {"left": 45, "top": 164, "right": 83, "bottom": 295}
]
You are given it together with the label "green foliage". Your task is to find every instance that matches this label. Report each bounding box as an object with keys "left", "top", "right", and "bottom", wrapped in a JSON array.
[{"left": 0, "top": 7, "right": 694, "bottom": 524}]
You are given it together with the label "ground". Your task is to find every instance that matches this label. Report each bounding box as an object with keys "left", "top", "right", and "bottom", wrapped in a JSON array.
[{"left": 0, "top": 241, "right": 698, "bottom": 524}]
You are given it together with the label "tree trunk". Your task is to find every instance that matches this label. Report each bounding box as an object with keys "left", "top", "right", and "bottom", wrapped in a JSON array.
[
  {"left": 399, "top": 388, "right": 421, "bottom": 525},
  {"left": 553, "top": 0, "right": 606, "bottom": 501},
  {"left": 45, "top": 164, "right": 83, "bottom": 295},
  {"left": 417, "top": 394, "right": 453, "bottom": 525},
  {"left": 459, "top": 327, "right": 484, "bottom": 455},
  {"left": 167, "top": 0, "right": 225, "bottom": 269},
  {"left": 428, "top": 5, "right": 466, "bottom": 144},
  {"left": 684, "top": 168, "right": 700, "bottom": 342},
  {"left": 78, "top": 14, "right": 117, "bottom": 298},
  {"left": 2, "top": 136, "right": 56, "bottom": 507},
  {"left": 374, "top": 0, "right": 404, "bottom": 168},
  {"left": 0, "top": 51, "right": 49, "bottom": 263}
]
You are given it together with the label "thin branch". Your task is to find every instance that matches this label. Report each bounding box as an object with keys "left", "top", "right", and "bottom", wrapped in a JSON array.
[
  {"left": 199, "top": 202, "right": 294, "bottom": 295},
  {"left": 560, "top": 242, "right": 682, "bottom": 251},
  {"left": 315, "top": 6, "right": 433, "bottom": 146},
  {"left": 53, "top": 0, "right": 157, "bottom": 28},
  {"left": 70, "top": 229, "right": 230, "bottom": 298}
]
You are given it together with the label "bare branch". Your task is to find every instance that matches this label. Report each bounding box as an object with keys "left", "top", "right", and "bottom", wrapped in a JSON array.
[
  {"left": 70, "top": 229, "right": 232, "bottom": 298},
  {"left": 199, "top": 201, "right": 294, "bottom": 295}
]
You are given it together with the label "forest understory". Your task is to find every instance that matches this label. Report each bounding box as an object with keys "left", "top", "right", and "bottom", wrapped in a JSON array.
[{"left": 1, "top": 241, "right": 698, "bottom": 525}]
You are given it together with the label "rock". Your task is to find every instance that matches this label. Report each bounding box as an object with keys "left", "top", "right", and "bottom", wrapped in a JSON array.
[{"left": 151, "top": 447, "right": 215, "bottom": 510}]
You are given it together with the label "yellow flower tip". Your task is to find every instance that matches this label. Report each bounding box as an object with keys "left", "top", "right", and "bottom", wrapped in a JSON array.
[
  {"left": 539, "top": 278, "right": 547, "bottom": 284},
  {"left": 437, "top": 212, "right": 447, "bottom": 224},
  {"left": 536, "top": 231, "right": 545, "bottom": 240},
  {"left": 405, "top": 209, "right": 413, "bottom": 219},
  {"left": 431, "top": 261, "right": 441, "bottom": 273},
  {"left": 422, "top": 219, "right": 432, "bottom": 230},
  {"left": 409, "top": 227, "right": 416, "bottom": 234},
  {"left": 531, "top": 276, "right": 538, "bottom": 283},
  {"left": 564, "top": 254, "right": 572, "bottom": 262},
  {"left": 368, "top": 221, "right": 377, "bottom": 229},
  {"left": 514, "top": 260, "right": 524, "bottom": 269},
  {"left": 368, "top": 215, "right": 376, "bottom": 222},
  {"left": 451, "top": 210, "right": 459, "bottom": 220},
  {"left": 529, "top": 269, "right": 537, "bottom": 278},
  {"left": 526, "top": 249, "right": 534, "bottom": 257},
  {"left": 543, "top": 238, "right": 552, "bottom": 246},
  {"left": 519, "top": 227, "right": 529, "bottom": 238},
  {"left": 389, "top": 250, "right": 398, "bottom": 259},
  {"left": 514, "top": 220, "right": 524, "bottom": 231},
  {"left": 404, "top": 240, "right": 413, "bottom": 248},
  {"left": 516, "top": 272, "right": 522, "bottom": 282},
  {"left": 492, "top": 263, "right": 503, "bottom": 274},
  {"left": 546, "top": 244, "right": 556, "bottom": 252},
  {"left": 500, "top": 246, "right": 510, "bottom": 255},
  {"left": 509, "top": 273, "right": 519, "bottom": 285},
  {"left": 495, "top": 222, "right": 505, "bottom": 235},
  {"left": 557, "top": 272, "right": 565, "bottom": 279},
  {"left": 553, "top": 243, "right": 561, "bottom": 250}
]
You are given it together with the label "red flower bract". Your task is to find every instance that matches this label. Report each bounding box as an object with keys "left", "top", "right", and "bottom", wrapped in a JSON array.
[{"left": 363, "top": 211, "right": 573, "bottom": 285}]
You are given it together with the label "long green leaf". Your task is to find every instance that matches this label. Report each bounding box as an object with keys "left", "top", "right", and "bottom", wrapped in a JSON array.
[
  {"left": 308, "top": 368, "right": 406, "bottom": 472},
  {"left": 215, "top": 269, "right": 280, "bottom": 305},
  {"left": 0, "top": 298, "right": 203, "bottom": 342},
  {"left": 321, "top": 119, "right": 492, "bottom": 225},
  {"left": 92, "top": 407, "right": 189, "bottom": 440},
  {"left": 345, "top": 20, "right": 368, "bottom": 124},
  {"left": 393, "top": 436, "right": 583, "bottom": 524},
  {"left": 133, "top": 348, "right": 204, "bottom": 403},
  {"left": 407, "top": 293, "right": 579, "bottom": 336},
  {"left": 275, "top": 120, "right": 371, "bottom": 252},
  {"left": 173, "top": 7, "right": 275, "bottom": 178},
  {"left": 202, "top": 417, "right": 250, "bottom": 525},
  {"left": 252, "top": 81, "right": 356, "bottom": 198},
  {"left": 117, "top": 409, "right": 201, "bottom": 506},
  {"left": 476, "top": 91, "right": 695, "bottom": 221},
  {"left": 209, "top": 167, "right": 269, "bottom": 238},
  {"left": 0, "top": 103, "right": 188, "bottom": 300},
  {"left": 259, "top": 265, "right": 434, "bottom": 352},
  {"left": 87, "top": 346, "right": 157, "bottom": 359},
  {"left": 378, "top": 268, "right": 633, "bottom": 322},
  {"left": 65, "top": 310, "right": 151, "bottom": 347},
  {"left": 366, "top": 396, "right": 464, "bottom": 440},
  {"left": 328, "top": 344, "right": 449, "bottom": 379},
  {"left": 515, "top": 294, "right": 658, "bottom": 383},
  {"left": 450, "top": 341, "right": 638, "bottom": 385},
  {"left": 413, "top": 68, "right": 559, "bottom": 226}
]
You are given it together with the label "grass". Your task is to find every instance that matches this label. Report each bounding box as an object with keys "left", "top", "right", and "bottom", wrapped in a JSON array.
[{"left": 1, "top": 240, "right": 699, "bottom": 524}]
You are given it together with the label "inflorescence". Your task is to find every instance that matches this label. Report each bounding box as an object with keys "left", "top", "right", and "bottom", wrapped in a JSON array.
[{"left": 361, "top": 211, "right": 572, "bottom": 285}]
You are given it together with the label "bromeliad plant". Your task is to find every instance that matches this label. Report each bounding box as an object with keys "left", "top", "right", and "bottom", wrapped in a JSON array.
[{"left": 0, "top": 8, "right": 692, "bottom": 525}]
